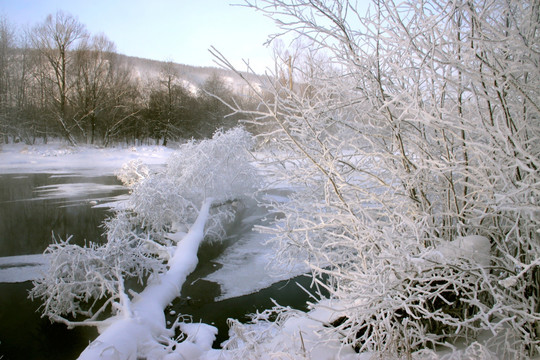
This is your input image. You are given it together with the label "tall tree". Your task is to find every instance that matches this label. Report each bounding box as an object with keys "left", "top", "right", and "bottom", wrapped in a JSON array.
[
  {"left": 145, "top": 61, "right": 196, "bottom": 144},
  {"left": 73, "top": 33, "right": 121, "bottom": 144},
  {"left": 0, "top": 16, "right": 15, "bottom": 143},
  {"left": 30, "top": 11, "right": 87, "bottom": 145},
  {"left": 12, "top": 31, "right": 43, "bottom": 144},
  {"left": 101, "top": 65, "right": 140, "bottom": 146},
  {"left": 157, "top": 60, "right": 180, "bottom": 145},
  {"left": 198, "top": 72, "right": 235, "bottom": 137}
]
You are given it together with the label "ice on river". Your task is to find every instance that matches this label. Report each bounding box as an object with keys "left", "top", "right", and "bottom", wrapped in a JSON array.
[
  {"left": 205, "top": 190, "right": 308, "bottom": 300},
  {"left": 205, "top": 230, "right": 309, "bottom": 300},
  {"left": 0, "top": 254, "right": 50, "bottom": 283},
  {"left": 33, "top": 182, "right": 127, "bottom": 206}
]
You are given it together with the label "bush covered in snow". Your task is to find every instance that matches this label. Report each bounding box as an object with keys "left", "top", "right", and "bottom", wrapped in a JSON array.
[
  {"left": 217, "top": 0, "right": 539, "bottom": 358},
  {"left": 112, "top": 126, "right": 260, "bottom": 244},
  {"left": 30, "top": 127, "right": 261, "bottom": 358}
]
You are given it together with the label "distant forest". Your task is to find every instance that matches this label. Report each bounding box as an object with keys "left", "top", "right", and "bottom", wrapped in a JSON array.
[{"left": 0, "top": 11, "right": 262, "bottom": 146}]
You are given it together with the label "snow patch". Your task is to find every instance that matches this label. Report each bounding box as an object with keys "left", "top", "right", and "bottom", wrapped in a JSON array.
[
  {"left": 180, "top": 322, "right": 218, "bottom": 350},
  {"left": 436, "top": 235, "right": 491, "bottom": 267}
]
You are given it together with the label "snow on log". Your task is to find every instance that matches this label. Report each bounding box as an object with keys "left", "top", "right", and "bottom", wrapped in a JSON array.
[{"left": 78, "top": 198, "right": 216, "bottom": 360}]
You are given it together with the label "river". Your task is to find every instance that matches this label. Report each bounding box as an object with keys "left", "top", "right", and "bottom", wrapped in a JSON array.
[{"left": 0, "top": 172, "right": 320, "bottom": 359}]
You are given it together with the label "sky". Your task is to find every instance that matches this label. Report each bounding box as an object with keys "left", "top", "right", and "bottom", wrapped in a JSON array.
[{"left": 0, "top": 0, "right": 281, "bottom": 73}]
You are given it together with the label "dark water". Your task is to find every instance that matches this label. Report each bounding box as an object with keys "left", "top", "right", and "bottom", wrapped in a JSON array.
[
  {"left": 0, "top": 174, "right": 322, "bottom": 359},
  {"left": 175, "top": 271, "right": 326, "bottom": 348},
  {"left": 0, "top": 281, "right": 98, "bottom": 360},
  {"left": 0, "top": 173, "right": 127, "bottom": 360},
  {"left": 0, "top": 173, "right": 126, "bottom": 257}
]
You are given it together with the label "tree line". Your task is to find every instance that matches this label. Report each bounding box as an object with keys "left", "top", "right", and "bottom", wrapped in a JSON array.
[{"left": 0, "top": 11, "right": 254, "bottom": 146}]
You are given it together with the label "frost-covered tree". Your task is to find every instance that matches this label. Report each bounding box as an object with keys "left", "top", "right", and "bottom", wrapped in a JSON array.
[
  {"left": 215, "top": 0, "right": 539, "bottom": 358},
  {"left": 31, "top": 127, "right": 261, "bottom": 359}
]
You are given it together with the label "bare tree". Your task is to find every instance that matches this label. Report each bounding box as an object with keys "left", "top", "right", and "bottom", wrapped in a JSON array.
[
  {"left": 0, "top": 16, "right": 16, "bottom": 142},
  {"left": 198, "top": 72, "right": 236, "bottom": 137},
  {"left": 155, "top": 60, "right": 182, "bottom": 145},
  {"left": 72, "top": 33, "right": 137, "bottom": 145},
  {"left": 101, "top": 68, "right": 140, "bottom": 146},
  {"left": 30, "top": 11, "right": 88, "bottom": 145}
]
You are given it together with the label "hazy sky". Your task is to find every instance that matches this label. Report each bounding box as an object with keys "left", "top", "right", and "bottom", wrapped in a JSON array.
[{"left": 0, "top": 0, "right": 280, "bottom": 73}]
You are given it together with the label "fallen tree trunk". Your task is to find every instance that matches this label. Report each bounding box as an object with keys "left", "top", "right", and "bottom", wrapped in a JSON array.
[{"left": 78, "top": 198, "right": 216, "bottom": 360}]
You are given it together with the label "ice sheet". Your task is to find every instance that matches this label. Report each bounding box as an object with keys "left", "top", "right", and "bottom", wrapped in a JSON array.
[
  {"left": 205, "top": 189, "right": 308, "bottom": 301},
  {"left": 0, "top": 254, "right": 50, "bottom": 283},
  {"left": 33, "top": 182, "right": 126, "bottom": 200},
  {"left": 205, "top": 231, "right": 309, "bottom": 300}
]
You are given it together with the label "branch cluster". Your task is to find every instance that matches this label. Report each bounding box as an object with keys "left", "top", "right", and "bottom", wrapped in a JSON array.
[{"left": 220, "top": 0, "right": 539, "bottom": 357}]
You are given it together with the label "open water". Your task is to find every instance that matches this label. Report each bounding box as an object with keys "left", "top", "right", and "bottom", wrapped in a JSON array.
[{"left": 0, "top": 173, "right": 321, "bottom": 359}]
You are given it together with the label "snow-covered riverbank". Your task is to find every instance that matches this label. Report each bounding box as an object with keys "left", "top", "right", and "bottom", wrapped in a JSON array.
[{"left": 0, "top": 142, "right": 174, "bottom": 175}]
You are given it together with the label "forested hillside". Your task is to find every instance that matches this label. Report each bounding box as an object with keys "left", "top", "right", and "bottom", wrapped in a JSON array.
[{"left": 0, "top": 12, "right": 263, "bottom": 146}]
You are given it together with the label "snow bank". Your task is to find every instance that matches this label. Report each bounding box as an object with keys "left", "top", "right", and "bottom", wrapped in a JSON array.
[
  {"left": 222, "top": 299, "right": 501, "bottom": 360},
  {"left": 0, "top": 143, "right": 174, "bottom": 175},
  {"left": 255, "top": 302, "right": 358, "bottom": 360}
]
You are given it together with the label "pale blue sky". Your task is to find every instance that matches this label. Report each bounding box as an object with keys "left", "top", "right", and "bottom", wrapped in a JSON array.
[{"left": 0, "top": 0, "right": 280, "bottom": 73}]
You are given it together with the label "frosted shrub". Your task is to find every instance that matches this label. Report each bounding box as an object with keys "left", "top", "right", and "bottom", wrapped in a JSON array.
[
  {"left": 166, "top": 127, "right": 258, "bottom": 201},
  {"left": 217, "top": 0, "right": 539, "bottom": 357},
  {"left": 115, "top": 127, "right": 260, "bottom": 243},
  {"left": 30, "top": 235, "right": 161, "bottom": 323},
  {"left": 31, "top": 127, "right": 260, "bottom": 331},
  {"left": 115, "top": 159, "right": 149, "bottom": 187}
]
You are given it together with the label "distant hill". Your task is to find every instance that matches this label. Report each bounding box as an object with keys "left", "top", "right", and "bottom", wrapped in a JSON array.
[{"left": 117, "top": 54, "right": 268, "bottom": 95}]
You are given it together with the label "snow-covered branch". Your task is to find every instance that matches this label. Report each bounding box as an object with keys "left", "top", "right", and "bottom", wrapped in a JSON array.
[
  {"left": 77, "top": 198, "right": 215, "bottom": 360},
  {"left": 31, "top": 127, "right": 261, "bottom": 359},
  {"left": 218, "top": 0, "right": 539, "bottom": 358}
]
